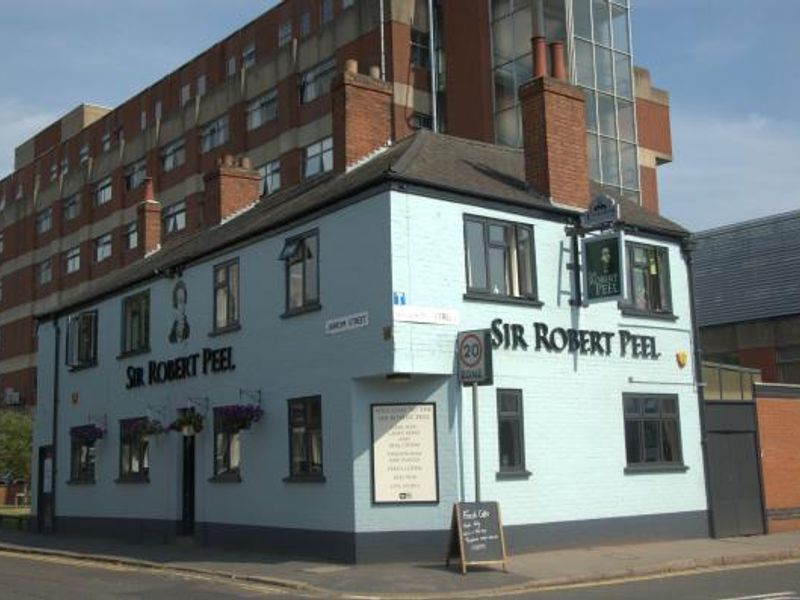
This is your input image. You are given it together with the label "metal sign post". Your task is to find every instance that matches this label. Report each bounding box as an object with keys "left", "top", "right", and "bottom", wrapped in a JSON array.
[{"left": 457, "top": 330, "right": 493, "bottom": 502}]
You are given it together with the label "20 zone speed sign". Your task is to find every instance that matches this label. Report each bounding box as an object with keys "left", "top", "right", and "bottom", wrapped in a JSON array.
[{"left": 457, "top": 330, "right": 493, "bottom": 386}]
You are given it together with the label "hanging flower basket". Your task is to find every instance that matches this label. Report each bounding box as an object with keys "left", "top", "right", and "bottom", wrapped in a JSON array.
[
  {"left": 122, "top": 418, "right": 167, "bottom": 442},
  {"left": 216, "top": 404, "right": 264, "bottom": 433},
  {"left": 70, "top": 424, "right": 105, "bottom": 443},
  {"left": 169, "top": 412, "right": 204, "bottom": 436}
]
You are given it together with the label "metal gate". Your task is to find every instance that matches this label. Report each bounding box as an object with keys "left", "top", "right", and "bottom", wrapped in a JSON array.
[{"left": 705, "top": 402, "right": 766, "bottom": 538}]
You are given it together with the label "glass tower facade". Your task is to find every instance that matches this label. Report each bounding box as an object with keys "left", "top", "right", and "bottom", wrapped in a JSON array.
[{"left": 491, "top": 0, "right": 640, "bottom": 204}]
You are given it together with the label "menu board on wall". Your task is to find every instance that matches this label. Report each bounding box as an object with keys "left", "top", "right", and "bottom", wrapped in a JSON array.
[{"left": 371, "top": 403, "right": 439, "bottom": 504}]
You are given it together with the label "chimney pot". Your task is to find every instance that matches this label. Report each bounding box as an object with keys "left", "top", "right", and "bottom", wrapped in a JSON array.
[
  {"left": 533, "top": 36, "right": 548, "bottom": 79},
  {"left": 550, "top": 42, "right": 567, "bottom": 80},
  {"left": 369, "top": 65, "right": 381, "bottom": 80},
  {"left": 239, "top": 157, "right": 252, "bottom": 169},
  {"left": 223, "top": 154, "right": 235, "bottom": 167},
  {"left": 345, "top": 59, "right": 358, "bottom": 74}
]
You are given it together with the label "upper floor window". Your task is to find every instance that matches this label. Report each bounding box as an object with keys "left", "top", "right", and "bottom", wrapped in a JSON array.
[
  {"left": 625, "top": 242, "right": 672, "bottom": 314},
  {"left": 64, "top": 246, "right": 81, "bottom": 274},
  {"left": 623, "top": 394, "right": 683, "bottom": 470},
  {"left": 0, "top": 233, "right": 4, "bottom": 254},
  {"left": 66, "top": 310, "right": 97, "bottom": 369},
  {"left": 342, "top": 0, "right": 355, "bottom": 8},
  {"left": 321, "top": 0, "right": 334, "bottom": 23},
  {"left": 161, "top": 138, "right": 186, "bottom": 172},
  {"left": 180, "top": 83, "right": 192, "bottom": 106},
  {"left": 226, "top": 56, "right": 237, "bottom": 78},
  {"left": 197, "top": 74, "right": 207, "bottom": 97},
  {"left": 101, "top": 132, "right": 112, "bottom": 152},
  {"left": 299, "top": 12, "right": 311, "bottom": 37},
  {"left": 63, "top": 193, "right": 81, "bottom": 221},
  {"left": 464, "top": 216, "right": 537, "bottom": 300},
  {"left": 777, "top": 346, "right": 800, "bottom": 384},
  {"left": 36, "top": 207, "right": 53, "bottom": 234},
  {"left": 79, "top": 144, "right": 90, "bottom": 166},
  {"left": 163, "top": 201, "right": 187, "bottom": 234},
  {"left": 411, "top": 29, "right": 431, "bottom": 69},
  {"left": 242, "top": 43, "right": 256, "bottom": 69},
  {"left": 140, "top": 109, "right": 148, "bottom": 132},
  {"left": 121, "top": 291, "right": 150, "bottom": 355},
  {"left": 154, "top": 100, "right": 162, "bottom": 122},
  {"left": 94, "top": 176, "right": 113, "bottom": 206},
  {"left": 60, "top": 157, "right": 69, "bottom": 177},
  {"left": 49, "top": 163, "right": 58, "bottom": 182},
  {"left": 119, "top": 418, "right": 149, "bottom": 481},
  {"left": 37, "top": 259, "right": 52, "bottom": 286},
  {"left": 125, "top": 160, "right": 147, "bottom": 191},
  {"left": 300, "top": 59, "right": 337, "bottom": 103},
  {"left": 200, "top": 115, "right": 229, "bottom": 153},
  {"left": 281, "top": 230, "right": 319, "bottom": 313},
  {"left": 15, "top": 184, "right": 24, "bottom": 201},
  {"left": 126, "top": 222, "right": 138, "bottom": 250},
  {"left": 246, "top": 90, "right": 278, "bottom": 131},
  {"left": 214, "top": 260, "right": 240, "bottom": 332},
  {"left": 278, "top": 21, "right": 292, "bottom": 47},
  {"left": 94, "top": 233, "right": 112, "bottom": 263},
  {"left": 303, "top": 137, "right": 333, "bottom": 179},
  {"left": 259, "top": 160, "right": 281, "bottom": 196}
]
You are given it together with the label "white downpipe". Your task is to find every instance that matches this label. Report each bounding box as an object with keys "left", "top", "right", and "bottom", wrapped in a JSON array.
[{"left": 379, "top": 0, "right": 387, "bottom": 81}]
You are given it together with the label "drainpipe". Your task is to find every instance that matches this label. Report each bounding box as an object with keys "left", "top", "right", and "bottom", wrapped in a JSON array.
[
  {"left": 379, "top": 0, "right": 386, "bottom": 81},
  {"left": 427, "top": 0, "right": 438, "bottom": 132},
  {"left": 50, "top": 319, "right": 61, "bottom": 532}
]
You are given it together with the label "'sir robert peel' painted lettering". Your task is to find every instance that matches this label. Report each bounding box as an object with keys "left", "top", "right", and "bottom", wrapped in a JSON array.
[
  {"left": 126, "top": 346, "right": 235, "bottom": 389},
  {"left": 490, "top": 319, "right": 660, "bottom": 359}
]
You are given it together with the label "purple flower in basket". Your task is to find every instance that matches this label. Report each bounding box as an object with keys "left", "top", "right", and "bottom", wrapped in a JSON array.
[
  {"left": 216, "top": 404, "right": 264, "bottom": 432},
  {"left": 70, "top": 424, "right": 105, "bottom": 443}
]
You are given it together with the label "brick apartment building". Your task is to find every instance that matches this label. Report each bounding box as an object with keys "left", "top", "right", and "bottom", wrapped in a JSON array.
[{"left": 0, "top": 0, "right": 672, "bottom": 408}]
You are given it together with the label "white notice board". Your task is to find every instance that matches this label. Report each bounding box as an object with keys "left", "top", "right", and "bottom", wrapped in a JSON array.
[{"left": 371, "top": 403, "right": 439, "bottom": 504}]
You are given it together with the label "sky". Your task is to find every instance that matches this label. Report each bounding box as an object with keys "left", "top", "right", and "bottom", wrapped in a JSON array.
[{"left": 0, "top": 0, "right": 797, "bottom": 232}]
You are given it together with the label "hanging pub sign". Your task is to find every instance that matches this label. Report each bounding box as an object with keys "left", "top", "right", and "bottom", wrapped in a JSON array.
[
  {"left": 580, "top": 194, "right": 620, "bottom": 229},
  {"left": 582, "top": 233, "right": 625, "bottom": 302}
]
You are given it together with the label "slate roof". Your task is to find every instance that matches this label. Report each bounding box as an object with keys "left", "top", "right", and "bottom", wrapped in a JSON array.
[
  {"left": 693, "top": 209, "right": 800, "bottom": 327},
  {"left": 40, "top": 130, "right": 689, "bottom": 318}
]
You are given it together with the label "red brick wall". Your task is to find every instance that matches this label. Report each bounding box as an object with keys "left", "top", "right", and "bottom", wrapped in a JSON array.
[
  {"left": 0, "top": 367, "right": 37, "bottom": 407},
  {"left": 640, "top": 165, "right": 659, "bottom": 213},
  {"left": 756, "top": 395, "right": 800, "bottom": 532},
  {"left": 636, "top": 98, "right": 672, "bottom": 158}
]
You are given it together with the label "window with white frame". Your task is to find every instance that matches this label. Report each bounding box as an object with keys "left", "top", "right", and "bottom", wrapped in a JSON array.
[
  {"left": 242, "top": 43, "right": 256, "bottom": 69},
  {"left": 300, "top": 58, "right": 337, "bottom": 103},
  {"left": 49, "top": 163, "right": 58, "bottom": 182},
  {"left": 246, "top": 90, "right": 278, "bottom": 131},
  {"left": 278, "top": 21, "right": 292, "bottom": 47},
  {"left": 161, "top": 138, "right": 186, "bottom": 172},
  {"left": 464, "top": 215, "right": 537, "bottom": 300},
  {"left": 64, "top": 246, "right": 81, "bottom": 274},
  {"left": 200, "top": 115, "right": 229, "bottom": 153},
  {"left": 281, "top": 230, "right": 319, "bottom": 312},
  {"left": 197, "top": 74, "right": 207, "bottom": 97},
  {"left": 61, "top": 157, "right": 69, "bottom": 176},
  {"left": 163, "top": 201, "right": 186, "bottom": 234},
  {"left": 36, "top": 207, "right": 53, "bottom": 234},
  {"left": 94, "top": 177, "right": 113, "bottom": 206},
  {"left": 321, "top": 0, "right": 333, "bottom": 23},
  {"left": 66, "top": 310, "right": 97, "bottom": 369},
  {"left": 121, "top": 291, "right": 150, "bottom": 355},
  {"left": 214, "top": 259, "right": 240, "bottom": 332},
  {"left": 154, "top": 100, "right": 162, "bottom": 122},
  {"left": 101, "top": 132, "right": 111, "bottom": 152},
  {"left": 303, "top": 137, "right": 333, "bottom": 179},
  {"left": 15, "top": 184, "right": 23, "bottom": 200},
  {"left": 180, "top": 83, "right": 191, "bottom": 106},
  {"left": 126, "top": 222, "right": 138, "bottom": 250},
  {"left": 258, "top": 160, "right": 281, "bottom": 196},
  {"left": 38, "top": 259, "right": 52, "bottom": 285},
  {"left": 124, "top": 160, "right": 147, "bottom": 191},
  {"left": 63, "top": 193, "right": 81, "bottom": 221},
  {"left": 227, "top": 56, "right": 237, "bottom": 77},
  {"left": 94, "top": 233, "right": 112, "bottom": 263},
  {"left": 79, "top": 144, "right": 90, "bottom": 166},
  {"left": 140, "top": 109, "right": 147, "bottom": 131}
]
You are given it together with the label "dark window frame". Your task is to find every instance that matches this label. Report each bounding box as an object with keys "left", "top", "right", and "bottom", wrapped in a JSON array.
[
  {"left": 411, "top": 28, "right": 431, "bottom": 69},
  {"left": 120, "top": 291, "right": 150, "bottom": 356},
  {"left": 280, "top": 230, "right": 320, "bottom": 317},
  {"left": 496, "top": 389, "right": 529, "bottom": 477},
  {"left": 118, "top": 418, "right": 150, "bottom": 483},
  {"left": 212, "top": 407, "right": 242, "bottom": 482},
  {"left": 622, "top": 393, "right": 685, "bottom": 472},
  {"left": 463, "top": 215, "right": 540, "bottom": 304},
  {"left": 213, "top": 259, "right": 240, "bottom": 333},
  {"left": 69, "top": 437, "right": 96, "bottom": 484},
  {"left": 66, "top": 310, "right": 98, "bottom": 370},
  {"left": 285, "top": 396, "right": 324, "bottom": 482},
  {"left": 624, "top": 241, "right": 673, "bottom": 316}
]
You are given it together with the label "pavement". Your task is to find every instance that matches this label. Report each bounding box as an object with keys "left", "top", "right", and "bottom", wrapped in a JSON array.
[{"left": 1, "top": 526, "right": 800, "bottom": 599}]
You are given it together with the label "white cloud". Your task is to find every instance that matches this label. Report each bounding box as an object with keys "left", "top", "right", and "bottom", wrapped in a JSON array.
[
  {"left": 659, "top": 109, "right": 800, "bottom": 232},
  {"left": 0, "top": 99, "right": 57, "bottom": 177}
]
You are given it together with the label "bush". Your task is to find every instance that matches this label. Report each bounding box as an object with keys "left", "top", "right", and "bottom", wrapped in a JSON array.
[{"left": 0, "top": 410, "right": 33, "bottom": 483}]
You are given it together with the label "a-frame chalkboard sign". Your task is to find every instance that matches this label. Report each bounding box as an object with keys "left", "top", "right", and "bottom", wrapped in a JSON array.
[{"left": 445, "top": 502, "right": 508, "bottom": 574}]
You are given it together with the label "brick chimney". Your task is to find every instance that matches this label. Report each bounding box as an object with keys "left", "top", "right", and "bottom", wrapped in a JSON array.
[
  {"left": 331, "top": 59, "right": 393, "bottom": 172},
  {"left": 203, "top": 155, "right": 261, "bottom": 225},
  {"left": 137, "top": 177, "right": 162, "bottom": 255},
  {"left": 519, "top": 39, "right": 590, "bottom": 209}
]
